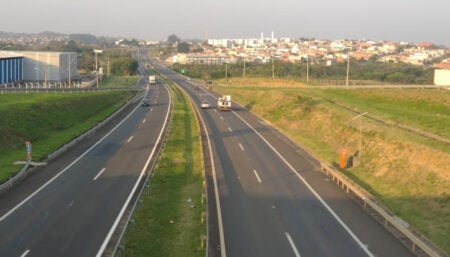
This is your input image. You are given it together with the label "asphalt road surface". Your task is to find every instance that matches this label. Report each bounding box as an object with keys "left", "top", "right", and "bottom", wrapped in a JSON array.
[
  {"left": 150, "top": 59, "right": 416, "bottom": 257},
  {"left": 0, "top": 75, "right": 171, "bottom": 257}
]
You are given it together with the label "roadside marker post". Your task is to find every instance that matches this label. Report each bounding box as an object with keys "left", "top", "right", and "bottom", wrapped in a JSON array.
[{"left": 25, "top": 141, "right": 32, "bottom": 161}]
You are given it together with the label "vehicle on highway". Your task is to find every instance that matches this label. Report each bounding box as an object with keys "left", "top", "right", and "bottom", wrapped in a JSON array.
[
  {"left": 142, "top": 99, "right": 151, "bottom": 107},
  {"left": 217, "top": 95, "right": 231, "bottom": 111},
  {"left": 200, "top": 100, "right": 211, "bottom": 109},
  {"left": 149, "top": 75, "right": 156, "bottom": 85}
]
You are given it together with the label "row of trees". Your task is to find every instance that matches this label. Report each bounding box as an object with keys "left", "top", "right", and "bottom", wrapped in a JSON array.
[{"left": 172, "top": 60, "right": 434, "bottom": 85}]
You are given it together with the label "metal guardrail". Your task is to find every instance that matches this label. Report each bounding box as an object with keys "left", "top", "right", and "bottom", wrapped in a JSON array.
[
  {"left": 202, "top": 77, "right": 447, "bottom": 257},
  {"left": 0, "top": 87, "right": 142, "bottom": 94},
  {"left": 0, "top": 159, "right": 31, "bottom": 194},
  {"left": 319, "top": 163, "right": 445, "bottom": 257},
  {"left": 0, "top": 88, "right": 144, "bottom": 195},
  {"left": 47, "top": 91, "right": 144, "bottom": 160}
]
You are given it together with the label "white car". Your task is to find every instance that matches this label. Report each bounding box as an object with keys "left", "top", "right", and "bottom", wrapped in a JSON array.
[{"left": 200, "top": 100, "right": 210, "bottom": 109}]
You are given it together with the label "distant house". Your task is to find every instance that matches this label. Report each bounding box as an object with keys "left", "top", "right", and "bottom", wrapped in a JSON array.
[{"left": 434, "top": 69, "right": 450, "bottom": 86}]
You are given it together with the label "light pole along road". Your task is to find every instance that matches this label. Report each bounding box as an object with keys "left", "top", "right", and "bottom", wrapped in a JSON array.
[
  {"left": 0, "top": 71, "right": 171, "bottom": 257},
  {"left": 151, "top": 59, "right": 416, "bottom": 257}
]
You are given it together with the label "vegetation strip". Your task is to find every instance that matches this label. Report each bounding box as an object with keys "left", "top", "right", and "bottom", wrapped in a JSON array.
[{"left": 122, "top": 80, "right": 206, "bottom": 257}]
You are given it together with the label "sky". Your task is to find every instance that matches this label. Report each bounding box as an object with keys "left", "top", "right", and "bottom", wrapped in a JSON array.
[{"left": 1, "top": 0, "right": 450, "bottom": 46}]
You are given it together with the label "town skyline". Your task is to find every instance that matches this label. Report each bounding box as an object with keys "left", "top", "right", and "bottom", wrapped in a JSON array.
[
  {"left": 1, "top": 30, "right": 449, "bottom": 48},
  {"left": 1, "top": 0, "right": 450, "bottom": 46}
]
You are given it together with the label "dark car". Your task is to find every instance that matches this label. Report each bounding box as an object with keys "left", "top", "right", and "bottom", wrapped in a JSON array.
[{"left": 141, "top": 99, "right": 150, "bottom": 107}]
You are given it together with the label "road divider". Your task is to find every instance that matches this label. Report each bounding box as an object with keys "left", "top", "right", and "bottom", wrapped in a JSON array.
[
  {"left": 285, "top": 232, "right": 302, "bottom": 257},
  {"left": 253, "top": 169, "right": 262, "bottom": 183},
  {"left": 93, "top": 168, "right": 106, "bottom": 181}
]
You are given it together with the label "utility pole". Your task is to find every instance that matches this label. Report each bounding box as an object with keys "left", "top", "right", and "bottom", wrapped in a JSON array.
[
  {"left": 306, "top": 55, "right": 309, "bottom": 83},
  {"left": 107, "top": 57, "right": 110, "bottom": 78},
  {"left": 225, "top": 63, "right": 228, "bottom": 79},
  {"left": 271, "top": 54, "right": 275, "bottom": 78},
  {"left": 351, "top": 112, "right": 368, "bottom": 160},
  {"left": 243, "top": 59, "right": 246, "bottom": 77},
  {"left": 346, "top": 51, "right": 350, "bottom": 88},
  {"left": 68, "top": 54, "right": 71, "bottom": 87},
  {"left": 44, "top": 63, "right": 48, "bottom": 88}
]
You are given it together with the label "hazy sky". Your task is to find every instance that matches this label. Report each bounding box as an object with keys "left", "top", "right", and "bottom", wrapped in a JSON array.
[{"left": 1, "top": 0, "right": 450, "bottom": 46}]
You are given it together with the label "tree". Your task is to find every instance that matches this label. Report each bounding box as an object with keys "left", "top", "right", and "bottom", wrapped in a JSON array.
[
  {"left": 167, "top": 34, "right": 181, "bottom": 44},
  {"left": 177, "top": 42, "right": 190, "bottom": 53},
  {"left": 110, "top": 57, "right": 138, "bottom": 76}
]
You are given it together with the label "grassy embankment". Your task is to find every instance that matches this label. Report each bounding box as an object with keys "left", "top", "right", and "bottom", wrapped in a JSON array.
[
  {"left": 0, "top": 88, "right": 136, "bottom": 183},
  {"left": 101, "top": 75, "right": 140, "bottom": 88},
  {"left": 122, "top": 81, "right": 206, "bottom": 256},
  {"left": 214, "top": 77, "right": 450, "bottom": 254}
]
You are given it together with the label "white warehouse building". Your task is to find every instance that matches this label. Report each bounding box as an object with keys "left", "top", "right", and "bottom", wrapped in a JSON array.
[{"left": 0, "top": 51, "right": 78, "bottom": 82}]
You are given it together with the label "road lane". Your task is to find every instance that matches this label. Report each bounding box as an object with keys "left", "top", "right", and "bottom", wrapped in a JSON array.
[
  {"left": 0, "top": 80, "right": 171, "bottom": 257},
  {"left": 154, "top": 60, "right": 415, "bottom": 257}
]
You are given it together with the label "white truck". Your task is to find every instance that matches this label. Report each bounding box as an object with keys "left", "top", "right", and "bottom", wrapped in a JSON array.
[
  {"left": 217, "top": 95, "right": 231, "bottom": 111},
  {"left": 149, "top": 75, "right": 156, "bottom": 85}
]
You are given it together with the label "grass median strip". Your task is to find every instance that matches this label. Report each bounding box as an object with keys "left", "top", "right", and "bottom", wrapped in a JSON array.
[{"left": 122, "top": 82, "right": 206, "bottom": 257}]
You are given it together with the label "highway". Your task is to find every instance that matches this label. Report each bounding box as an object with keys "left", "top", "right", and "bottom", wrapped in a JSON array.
[
  {"left": 0, "top": 66, "right": 171, "bottom": 256},
  {"left": 150, "top": 59, "right": 416, "bottom": 257}
]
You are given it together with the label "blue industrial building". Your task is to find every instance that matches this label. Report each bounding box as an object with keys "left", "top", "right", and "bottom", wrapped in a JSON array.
[{"left": 0, "top": 56, "right": 23, "bottom": 84}]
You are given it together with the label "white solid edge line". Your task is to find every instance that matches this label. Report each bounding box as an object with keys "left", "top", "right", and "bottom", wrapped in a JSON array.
[
  {"left": 93, "top": 168, "right": 106, "bottom": 181},
  {"left": 0, "top": 88, "right": 151, "bottom": 222},
  {"left": 285, "top": 232, "right": 301, "bottom": 257},
  {"left": 95, "top": 83, "right": 171, "bottom": 257},
  {"left": 20, "top": 249, "right": 30, "bottom": 257},
  {"left": 197, "top": 100, "right": 227, "bottom": 257},
  {"left": 253, "top": 169, "right": 262, "bottom": 183},
  {"left": 232, "top": 111, "right": 374, "bottom": 257}
]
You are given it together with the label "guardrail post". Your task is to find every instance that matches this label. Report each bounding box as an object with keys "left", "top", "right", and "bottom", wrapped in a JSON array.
[
  {"left": 117, "top": 244, "right": 125, "bottom": 257},
  {"left": 201, "top": 212, "right": 206, "bottom": 224},
  {"left": 200, "top": 235, "right": 206, "bottom": 249},
  {"left": 129, "top": 219, "right": 135, "bottom": 231}
]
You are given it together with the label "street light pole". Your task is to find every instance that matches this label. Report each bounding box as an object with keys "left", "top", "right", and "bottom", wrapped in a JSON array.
[
  {"left": 351, "top": 112, "right": 368, "bottom": 160},
  {"left": 94, "top": 49, "right": 103, "bottom": 88},
  {"left": 68, "top": 54, "right": 71, "bottom": 87}
]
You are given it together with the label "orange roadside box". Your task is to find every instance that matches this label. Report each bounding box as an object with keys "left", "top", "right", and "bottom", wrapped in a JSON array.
[{"left": 339, "top": 148, "right": 347, "bottom": 169}]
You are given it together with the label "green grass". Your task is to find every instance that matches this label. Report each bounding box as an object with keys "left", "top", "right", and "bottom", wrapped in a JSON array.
[
  {"left": 213, "top": 79, "right": 450, "bottom": 254},
  {"left": 101, "top": 75, "right": 139, "bottom": 88},
  {"left": 123, "top": 82, "right": 206, "bottom": 257},
  {"left": 304, "top": 88, "right": 450, "bottom": 139},
  {"left": 0, "top": 91, "right": 134, "bottom": 182}
]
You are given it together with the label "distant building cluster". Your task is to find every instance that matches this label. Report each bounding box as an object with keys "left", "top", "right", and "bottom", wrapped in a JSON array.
[
  {"left": 168, "top": 33, "right": 450, "bottom": 68},
  {"left": 166, "top": 34, "right": 450, "bottom": 85}
]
